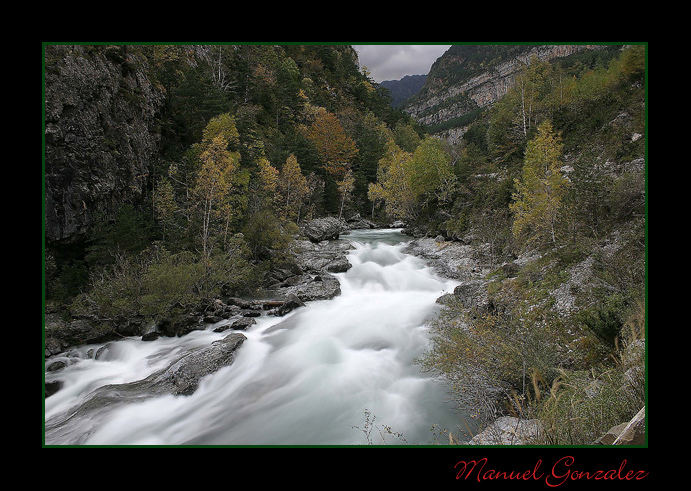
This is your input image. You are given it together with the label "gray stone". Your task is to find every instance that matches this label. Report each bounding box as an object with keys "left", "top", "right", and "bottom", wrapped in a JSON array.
[
  {"left": 595, "top": 423, "right": 628, "bottom": 445},
  {"left": 613, "top": 407, "right": 645, "bottom": 445},
  {"left": 301, "top": 217, "right": 348, "bottom": 242}
]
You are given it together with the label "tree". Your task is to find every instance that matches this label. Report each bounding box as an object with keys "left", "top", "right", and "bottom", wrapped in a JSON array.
[
  {"left": 337, "top": 168, "right": 355, "bottom": 219},
  {"left": 153, "top": 177, "right": 177, "bottom": 242},
  {"left": 277, "top": 154, "right": 309, "bottom": 222},
  {"left": 367, "top": 182, "right": 385, "bottom": 218},
  {"left": 302, "top": 110, "right": 358, "bottom": 178},
  {"left": 510, "top": 120, "right": 568, "bottom": 247},
  {"left": 408, "top": 137, "right": 456, "bottom": 205},
  {"left": 372, "top": 139, "right": 416, "bottom": 220},
  {"left": 193, "top": 133, "right": 239, "bottom": 260}
]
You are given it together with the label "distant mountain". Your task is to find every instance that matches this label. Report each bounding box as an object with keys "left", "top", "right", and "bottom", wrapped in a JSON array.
[
  {"left": 404, "top": 45, "right": 613, "bottom": 142},
  {"left": 379, "top": 74, "right": 427, "bottom": 108}
]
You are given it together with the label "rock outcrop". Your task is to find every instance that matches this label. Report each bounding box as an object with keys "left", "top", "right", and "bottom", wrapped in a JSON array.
[
  {"left": 405, "top": 45, "right": 607, "bottom": 143},
  {"left": 45, "top": 45, "right": 165, "bottom": 243}
]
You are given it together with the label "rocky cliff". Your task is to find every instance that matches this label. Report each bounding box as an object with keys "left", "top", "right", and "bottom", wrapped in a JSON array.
[
  {"left": 44, "top": 45, "right": 165, "bottom": 243},
  {"left": 404, "top": 45, "right": 605, "bottom": 143}
]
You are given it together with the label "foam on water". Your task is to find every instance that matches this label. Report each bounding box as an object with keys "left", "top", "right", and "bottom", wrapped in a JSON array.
[{"left": 45, "top": 228, "right": 469, "bottom": 444}]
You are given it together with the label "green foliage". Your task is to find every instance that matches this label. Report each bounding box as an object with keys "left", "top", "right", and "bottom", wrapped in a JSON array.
[
  {"left": 510, "top": 120, "right": 569, "bottom": 248},
  {"left": 242, "top": 209, "right": 295, "bottom": 261},
  {"left": 72, "top": 242, "right": 257, "bottom": 322}
]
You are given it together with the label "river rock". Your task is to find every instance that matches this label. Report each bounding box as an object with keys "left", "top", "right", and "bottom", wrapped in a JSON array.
[
  {"left": 46, "top": 360, "right": 67, "bottom": 372},
  {"left": 293, "top": 239, "right": 353, "bottom": 274},
  {"left": 271, "top": 294, "right": 305, "bottom": 316},
  {"left": 347, "top": 213, "right": 376, "bottom": 230},
  {"left": 469, "top": 417, "right": 542, "bottom": 445},
  {"left": 45, "top": 381, "right": 63, "bottom": 398},
  {"left": 157, "top": 313, "right": 205, "bottom": 337},
  {"left": 141, "top": 332, "right": 160, "bottom": 341},
  {"left": 301, "top": 217, "right": 348, "bottom": 242},
  {"left": 389, "top": 220, "right": 406, "bottom": 228},
  {"left": 45, "top": 314, "right": 114, "bottom": 350},
  {"left": 276, "top": 273, "right": 341, "bottom": 302}
]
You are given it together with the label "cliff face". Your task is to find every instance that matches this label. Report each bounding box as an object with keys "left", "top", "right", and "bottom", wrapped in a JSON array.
[
  {"left": 404, "top": 45, "right": 604, "bottom": 142},
  {"left": 44, "top": 45, "right": 165, "bottom": 243}
]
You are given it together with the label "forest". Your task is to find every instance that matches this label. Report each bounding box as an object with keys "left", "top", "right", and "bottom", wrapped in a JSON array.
[{"left": 44, "top": 43, "right": 646, "bottom": 446}]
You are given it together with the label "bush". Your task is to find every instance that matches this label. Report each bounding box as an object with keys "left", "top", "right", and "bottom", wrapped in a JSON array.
[{"left": 71, "top": 240, "right": 257, "bottom": 322}]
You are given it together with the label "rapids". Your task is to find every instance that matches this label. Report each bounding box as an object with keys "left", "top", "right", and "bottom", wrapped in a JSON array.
[{"left": 44, "top": 228, "right": 470, "bottom": 445}]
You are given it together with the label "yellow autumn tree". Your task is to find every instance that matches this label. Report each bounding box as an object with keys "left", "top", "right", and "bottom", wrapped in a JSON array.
[
  {"left": 371, "top": 139, "right": 416, "bottom": 220},
  {"left": 193, "top": 132, "right": 240, "bottom": 260},
  {"left": 510, "top": 120, "right": 568, "bottom": 247},
  {"left": 337, "top": 168, "right": 355, "bottom": 219},
  {"left": 277, "top": 154, "right": 309, "bottom": 222}
]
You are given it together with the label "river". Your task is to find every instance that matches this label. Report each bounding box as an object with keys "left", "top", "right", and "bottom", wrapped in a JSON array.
[{"left": 44, "top": 228, "right": 471, "bottom": 445}]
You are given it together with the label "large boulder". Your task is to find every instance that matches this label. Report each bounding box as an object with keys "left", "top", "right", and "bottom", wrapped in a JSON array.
[
  {"left": 292, "top": 239, "right": 353, "bottom": 274},
  {"left": 277, "top": 273, "right": 342, "bottom": 302},
  {"left": 301, "top": 217, "right": 348, "bottom": 242},
  {"left": 347, "top": 213, "right": 376, "bottom": 230}
]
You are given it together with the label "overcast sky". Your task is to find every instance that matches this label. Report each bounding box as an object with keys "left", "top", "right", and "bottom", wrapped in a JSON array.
[{"left": 353, "top": 45, "right": 451, "bottom": 83}]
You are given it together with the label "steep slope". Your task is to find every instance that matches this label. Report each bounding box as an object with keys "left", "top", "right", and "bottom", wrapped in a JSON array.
[
  {"left": 44, "top": 45, "right": 165, "bottom": 243},
  {"left": 379, "top": 74, "right": 427, "bottom": 108},
  {"left": 404, "top": 45, "right": 607, "bottom": 142}
]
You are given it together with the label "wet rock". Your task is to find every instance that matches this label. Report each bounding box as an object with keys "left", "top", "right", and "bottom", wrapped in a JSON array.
[
  {"left": 347, "top": 213, "right": 376, "bottom": 230},
  {"left": 214, "top": 317, "right": 256, "bottom": 332},
  {"left": 272, "top": 294, "right": 305, "bottom": 316},
  {"left": 292, "top": 239, "right": 352, "bottom": 275},
  {"left": 389, "top": 220, "right": 405, "bottom": 228},
  {"left": 230, "top": 317, "right": 257, "bottom": 330},
  {"left": 45, "top": 314, "right": 114, "bottom": 348},
  {"left": 324, "top": 256, "right": 351, "bottom": 273},
  {"left": 45, "top": 381, "right": 63, "bottom": 398},
  {"left": 272, "top": 273, "right": 342, "bottom": 302},
  {"left": 46, "top": 361, "right": 67, "bottom": 372},
  {"left": 301, "top": 217, "right": 348, "bottom": 242},
  {"left": 240, "top": 310, "right": 262, "bottom": 318},
  {"left": 45, "top": 336, "right": 65, "bottom": 358},
  {"left": 45, "top": 333, "right": 248, "bottom": 443},
  {"left": 157, "top": 314, "right": 204, "bottom": 337},
  {"left": 141, "top": 332, "right": 160, "bottom": 342}
]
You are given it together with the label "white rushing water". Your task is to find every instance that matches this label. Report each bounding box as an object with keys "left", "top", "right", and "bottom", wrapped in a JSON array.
[{"left": 45, "top": 228, "right": 469, "bottom": 445}]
